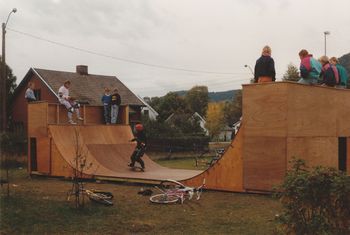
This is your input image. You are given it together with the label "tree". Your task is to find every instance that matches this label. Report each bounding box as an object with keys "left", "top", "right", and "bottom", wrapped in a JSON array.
[
  {"left": 0, "top": 57, "right": 17, "bottom": 127},
  {"left": 223, "top": 90, "right": 242, "bottom": 126},
  {"left": 149, "top": 92, "right": 187, "bottom": 121},
  {"left": 184, "top": 86, "right": 209, "bottom": 116},
  {"left": 67, "top": 128, "right": 92, "bottom": 208},
  {"left": 205, "top": 102, "right": 225, "bottom": 140},
  {"left": 282, "top": 63, "right": 300, "bottom": 82}
]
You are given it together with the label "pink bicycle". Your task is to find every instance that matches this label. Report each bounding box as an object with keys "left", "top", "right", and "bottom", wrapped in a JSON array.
[{"left": 149, "top": 179, "right": 205, "bottom": 204}]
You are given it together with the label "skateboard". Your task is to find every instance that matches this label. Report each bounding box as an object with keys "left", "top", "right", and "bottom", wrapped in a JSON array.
[{"left": 129, "top": 165, "right": 145, "bottom": 172}]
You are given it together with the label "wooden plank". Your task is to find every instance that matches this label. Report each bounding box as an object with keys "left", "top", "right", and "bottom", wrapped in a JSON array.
[
  {"left": 47, "top": 104, "right": 57, "bottom": 124},
  {"left": 287, "top": 84, "right": 337, "bottom": 137},
  {"left": 336, "top": 90, "right": 350, "bottom": 136},
  {"left": 36, "top": 137, "right": 50, "bottom": 174},
  {"left": 58, "top": 105, "right": 69, "bottom": 124},
  {"left": 181, "top": 128, "right": 244, "bottom": 192},
  {"left": 50, "top": 141, "right": 74, "bottom": 178},
  {"left": 243, "top": 83, "right": 288, "bottom": 137},
  {"left": 243, "top": 136, "right": 286, "bottom": 191},
  {"left": 85, "top": 106, "right": 104, "bottom": 124},
  {"left": 123, "top": 106, "right": 129, "bottom": 125},
  {"left": 28, "top": 102, "right": 48, "bottom": 138},
  {"left": 287, "top": 137, "right": 338, "bottom": 169}
]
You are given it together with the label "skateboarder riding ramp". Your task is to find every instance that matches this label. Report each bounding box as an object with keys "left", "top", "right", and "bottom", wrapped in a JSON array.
[{"left": 48, "top": 125, "right": 202, "bottom": 181}]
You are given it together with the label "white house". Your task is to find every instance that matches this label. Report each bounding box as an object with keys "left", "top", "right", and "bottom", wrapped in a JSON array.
[{"left": 138, "top": 96, "right": 159, "bottom": 120}]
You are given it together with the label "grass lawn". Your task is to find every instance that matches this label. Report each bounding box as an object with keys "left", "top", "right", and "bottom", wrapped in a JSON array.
[{"left": 0, "top": 160, "right": 282, "bottom": 235}]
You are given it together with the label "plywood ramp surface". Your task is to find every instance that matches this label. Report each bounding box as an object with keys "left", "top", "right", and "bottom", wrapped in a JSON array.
[
  {"left": 48, "top": 125, "right": 201, "bottom": 181},
  {"left": 181, "top": 128, "right": 244, "bottom": 192}
]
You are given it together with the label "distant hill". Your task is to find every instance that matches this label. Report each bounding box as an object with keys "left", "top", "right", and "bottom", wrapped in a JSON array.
[
  {"left": 339, "top": 52, "right": 350, "bottom": 74},
  {"left": 175, "top": 89, "right": 240, "bottom": 102}
]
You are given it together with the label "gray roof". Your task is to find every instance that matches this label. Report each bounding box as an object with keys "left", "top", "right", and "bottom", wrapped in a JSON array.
[{"left": 32, "top": 68, "right": 143, "bottom": 106}]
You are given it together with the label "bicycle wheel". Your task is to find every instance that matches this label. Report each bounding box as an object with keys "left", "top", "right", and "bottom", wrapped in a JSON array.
[{"left": 149, "top": 193, "right": 180, "bottom": 204}]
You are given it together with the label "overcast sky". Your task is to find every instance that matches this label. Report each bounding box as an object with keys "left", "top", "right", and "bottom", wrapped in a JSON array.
[{"left": 1, "top": 0, "right": 349, "bottom": 97}]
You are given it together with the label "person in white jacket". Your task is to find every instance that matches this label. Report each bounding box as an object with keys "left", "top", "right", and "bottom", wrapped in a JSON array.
[
  {"left": 58, "top": 80, "right": 83, "bottom": 124},
  {"left": 25, "top": 82, "right": 36, "bottom": 102}
]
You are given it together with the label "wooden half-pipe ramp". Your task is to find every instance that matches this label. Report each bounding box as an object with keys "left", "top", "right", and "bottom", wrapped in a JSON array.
[{"left": 48, "top": 125, "right": 202, "bottom": 181}]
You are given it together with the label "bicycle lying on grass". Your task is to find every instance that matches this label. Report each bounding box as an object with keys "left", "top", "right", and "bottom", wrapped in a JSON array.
[
  {"left": 67, "top": 183, "right": 114, "bottom": 206},
  {"left": 150, "top": 179, "right": 205, "bottom": 204}
]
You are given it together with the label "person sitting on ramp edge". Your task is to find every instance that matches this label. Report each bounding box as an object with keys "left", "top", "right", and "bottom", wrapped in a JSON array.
[{"left": 128, "top": 124, "right": 147, "bottom": 171}]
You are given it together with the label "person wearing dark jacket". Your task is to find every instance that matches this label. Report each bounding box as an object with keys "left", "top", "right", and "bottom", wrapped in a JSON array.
[
  {"left": 254, "top": 45, "right": 276, "bottom": 83},
  {"left": 101, "top": 88, "right": 111, "bottom": 124},
  {"left": 110, "top": 88, "right": 121, "bottom": 124},
  {"left": 128, "top": 124, "right": 147, "bottom": 171},
  {"left": 319, "top": 56, "right": 339, "bottom": 87}
]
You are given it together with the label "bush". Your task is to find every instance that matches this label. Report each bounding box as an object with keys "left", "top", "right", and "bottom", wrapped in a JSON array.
[
  {"left": 275, "top": 159, "right": 350, "bottom": 235},
  {"left": 1, "top": 132, "right": 26, "bottom": 154}
]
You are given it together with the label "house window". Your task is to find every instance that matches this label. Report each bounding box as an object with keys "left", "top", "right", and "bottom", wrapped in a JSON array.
[{"left": 34, "top": 89, "right": 41, "bottom": 101}]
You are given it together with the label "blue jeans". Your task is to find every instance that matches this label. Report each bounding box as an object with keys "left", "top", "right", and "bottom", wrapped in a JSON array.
[
  {"left": 103, "top": 105, "right": 111, "bottom": 124},
  {"left": 111, "top": 105, "right": 119, "bottom": 124}
]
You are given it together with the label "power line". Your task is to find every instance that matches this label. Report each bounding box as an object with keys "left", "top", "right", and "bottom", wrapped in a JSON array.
[{"left": 8, "top": 27, "right": 249, "bottom": 75}]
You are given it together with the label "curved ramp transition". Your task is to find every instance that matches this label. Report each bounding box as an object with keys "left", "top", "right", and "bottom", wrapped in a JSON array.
[{"left": 48, "top": 125, "right": 244, "bottom": 192}]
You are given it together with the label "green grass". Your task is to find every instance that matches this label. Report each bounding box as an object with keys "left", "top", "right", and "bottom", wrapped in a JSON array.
[
  {"left": 1, "top": 167, "right": 282, "bottom": 235},
  {"left": 155, "top": 157, "right": 213, "bottom": 170}
]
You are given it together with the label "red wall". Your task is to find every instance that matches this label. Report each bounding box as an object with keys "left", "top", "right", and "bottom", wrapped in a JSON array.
[{"left": 12, "top": 73, "right": 58, "bottom": 132}]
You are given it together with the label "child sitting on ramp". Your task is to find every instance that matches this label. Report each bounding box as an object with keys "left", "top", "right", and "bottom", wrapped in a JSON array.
[
  {"left": 128, "top": 123, "right": 147, "bottom": 171},
  {"left": 58, "top": 80, "right": 83, "bottom": 125}
]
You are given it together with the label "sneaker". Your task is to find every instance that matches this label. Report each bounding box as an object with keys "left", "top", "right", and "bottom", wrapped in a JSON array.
[
  {"left": 141, "top": 168, "right": 145, "bottom": 172},
  {"left": 77, "top": 117, "right": 84, "bottom": 121},
  {"left": 69, "top": 120, "right": 77, "bottom": 125}
]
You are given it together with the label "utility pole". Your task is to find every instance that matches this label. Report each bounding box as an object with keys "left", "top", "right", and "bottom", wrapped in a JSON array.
[
  {"left": 1, "top": 8, "right": 17, "bottom": 132},
  {"left": 1, "top": 22, "right": 6, "bottom": 131}
]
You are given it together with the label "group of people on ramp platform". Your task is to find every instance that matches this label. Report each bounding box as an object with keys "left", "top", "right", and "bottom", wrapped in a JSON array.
[
  {"left": 101, "top": 87, "right": 122, "bottom": 125},
  {"left": 55, "top": 81, "right": 147, "bottom": 171},
  {"left": 253, "top": 46, "right": 348, "bottom": 88}
]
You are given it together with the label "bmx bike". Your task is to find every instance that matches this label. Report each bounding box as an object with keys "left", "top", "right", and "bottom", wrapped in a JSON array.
[
  {"left": 149, "top": 179, "right": 205, "bottom": 204},
  {"left": 67, "top": 183, "right": 114, "bottom": 206}
]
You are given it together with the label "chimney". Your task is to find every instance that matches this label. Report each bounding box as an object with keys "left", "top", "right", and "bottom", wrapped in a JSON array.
[{"left": 76, "top": 65, "right": 88, "bottom": 75}]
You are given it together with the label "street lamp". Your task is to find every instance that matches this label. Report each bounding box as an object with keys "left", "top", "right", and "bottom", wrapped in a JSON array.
[
  {"left": 244, "top": 64, "right": 255, "bottom": 83},
  {"left": 1, "top": 8, "right": 17, "bottom": 131},
  {"left": 324, "top": 31, "right": 330, "bottom": 56},
  {"left": 244, "top": 64, "right": 254, "bottom": 76}
]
